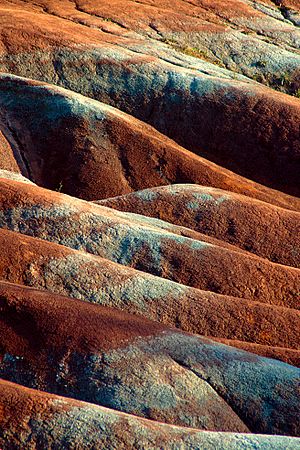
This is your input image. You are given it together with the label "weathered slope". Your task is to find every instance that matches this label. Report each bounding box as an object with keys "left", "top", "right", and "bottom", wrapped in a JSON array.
[
  {"left": 0, "top": 169, "right": 35, "bottom": 185},
  {"left": 0, "top": 227, "right": 299, "bottom": 355},
  {"left": 79, "top": 0, "right": 300, "bottom": 88},
  {"left": 0, "top": 4, "right": 300, "bottom": 195},
  {"left": 0, "top": 282, "right": 299, "bottom": 436},
  {"left": 8, "top": 0, "right": 300, "bottom": 91},
  {"left": 97, "top": 184, "right": 300, "bottom": 268},
  {"left": 211, "top": 338, "right": 300, "bottom": 368},
  {"left": 0, "top": 130, "right": 19, "bottom": 173},
  {"left": 0, "top": 179, "right": 299, "bottom": 308},
  {"left": 1, "top": 75, "right": 299, "bottom": 211},
  {"left": 1, "top": 379, "right": 300, "bottom": 450},
  {"left": 0, "top": 0, "right": 299, "bottom": 446}
]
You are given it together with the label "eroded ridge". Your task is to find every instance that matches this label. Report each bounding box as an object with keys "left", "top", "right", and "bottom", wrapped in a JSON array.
[{"left": 0, "top": 1, "right": 299, "bottom": 448}]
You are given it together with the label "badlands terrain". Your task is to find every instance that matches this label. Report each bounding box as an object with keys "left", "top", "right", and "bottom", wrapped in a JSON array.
[{"left": 0, "top": 0, "right": 300, "bottom": 448}]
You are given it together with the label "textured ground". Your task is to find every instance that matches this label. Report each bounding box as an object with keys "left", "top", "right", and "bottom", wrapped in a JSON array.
[
  {"left": 0, "top": 1, "right": 299, "bottom": 449},
  {"left": 1, "top": 379, "right": 299, "bottom": 450}
]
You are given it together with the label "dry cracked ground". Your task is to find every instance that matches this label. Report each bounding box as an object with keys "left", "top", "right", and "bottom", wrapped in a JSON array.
[{"left": 0, "top": 0, "right": 300, "bottom": 449}]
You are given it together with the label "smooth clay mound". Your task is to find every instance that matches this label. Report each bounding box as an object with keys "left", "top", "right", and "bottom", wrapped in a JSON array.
[
  {"left": 0, "top": 0, "right": 299, "bottom": 448},
  {"left": 97, "top": 184, "right": 300, "bottom": 267},
  {"left": 0, "top": 2, "right": 300, "bottom": 195},
  {"left": 0, "top": 281, "right": 299, "bottom": 437},
  {"left": 1, "top": 379, "right": 300, "bottom": 449},
  {"left": 0, "top": 179, "right": 299, "bottom": 309},
  {"left": 0, "top": 179, "right": 299, "bottom": 369},
  {"left": 0, "top": 74, "right": 299, "bottom": 210}
]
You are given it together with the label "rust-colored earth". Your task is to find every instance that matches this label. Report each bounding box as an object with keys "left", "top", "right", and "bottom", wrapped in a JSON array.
[{"left": 0, "top": 1, "right": 299, "bottom": 448}]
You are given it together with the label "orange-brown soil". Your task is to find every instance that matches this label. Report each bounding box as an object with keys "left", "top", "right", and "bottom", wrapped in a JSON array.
[{"left": 0, "top": 1, "right": 299, "bottom": 447}]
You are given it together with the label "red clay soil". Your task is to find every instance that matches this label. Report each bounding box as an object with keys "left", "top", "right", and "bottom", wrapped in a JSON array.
[
  {"left": 0, "top": 177, "right": 257, "bottom": 257},
  {"left": 1, "top": 379, "right": 298, "bottom": 449},
  {"left": 0, "top": 131, "right": 19, "bottom": 173},
  {"left": 211, "top": 337, "right": 300, "bottom": 367},
  {"left": 98, "top": 185, "right": 300, "bottom": 267},
  {"left": 0, "top": 181, "right": 299, "bottom": 309},
  {"left": 0, "top": 281, "right": 299, "bottom": 439},
  {"left": 0, "top": 75, "right": 299, "bottom": 211},
  {"left": 0, "top": 379, "right": 220, "bottom": 448},
  {"left": 0, "top": 379, "right": 239, "bottom": 448},
  {"left": 18, "top": 0, "right": 272, "bottom": 31},
  {"left": 0, "top": 281, "right": 166, "bottom": 359},
  {"left": 0, "top": 3, "right": 300, "bottom": 196},
  {"left": 0, "top": 229, "right": 299, "bottom": 353},
  {"left": 0, "top": 279, "right": 298, "bottom": 366},
  {"left": 264, "top": 0, "right": 300, "bottom": 11},
  {"left": 0, "top": 0, "right": 299, "bottom": 444}
]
